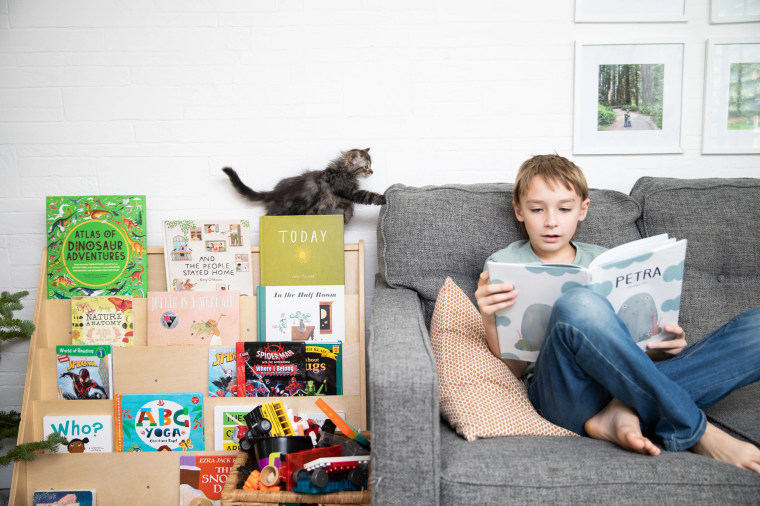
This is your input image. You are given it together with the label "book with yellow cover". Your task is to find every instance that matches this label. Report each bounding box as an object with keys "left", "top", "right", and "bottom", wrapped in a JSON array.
[
  {"left": 71, "top": 295, "right": 133, "bottom": 346},
  {"left": 259, "top": 215, "right": 344, "bottom": 286}
]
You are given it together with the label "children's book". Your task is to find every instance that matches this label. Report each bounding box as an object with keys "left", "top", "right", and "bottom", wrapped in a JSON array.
[
  {"left": 33, "top": 489, "right": 96, "bottom": 505},
  {"left": 71, "top": 295, "right": 133, "bottom": 347},
  {"left": 46, "top": 195, "right": 147, "bottom": 299},
  {"left": 257, "top": 285, "right": 345, "bottom": 342},
  {"left": 213, "top": 405, "right": 255, "bottom": 451},
  {"left": 209, "top": 346, "right": 237, "bottom": 397},
  {"left": 237, "top": 342, "right": 306, "bottom": 397},
  {"left": 56, "top": 345, "right": 113, "bottom": 400},
  {"left": 147, "top": 291, "right": 239, "bottom": 346},
  {"left": 259, "top": 215, "right": 345, "bottom": 286},
  {"left": 114, "top": 392, "right": 204, "bottom": 452},
  {"left": 43, "top": 415, "right": 113, "bottom": 453},
  {"left": 487, "top": 234, "right": 687, "bottom": 362},
  {"left": 236, "top": 342, "right": 342, "bottom": 397},
  {"left": 180, "top": 455, "right": 236, "bottom": 505},
  {"left": 162, "top": 219, "right": 254, "bottom": 295},
  {"left": 304, "top": 343, "right": 343, "bottom": 396}
]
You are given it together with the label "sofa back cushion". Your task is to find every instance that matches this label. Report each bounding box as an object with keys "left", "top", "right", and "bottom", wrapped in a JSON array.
[
  {"left": 378, "top": 183, "right": 642, "bottom": 324},
  {"left": 631, "top": 177, "right": 760, "bottom": 342}
]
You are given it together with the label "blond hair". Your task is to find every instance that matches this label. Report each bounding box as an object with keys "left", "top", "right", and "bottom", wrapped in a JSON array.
[{"left": 512, "top": 154, "right": 589, "bottom": 237}]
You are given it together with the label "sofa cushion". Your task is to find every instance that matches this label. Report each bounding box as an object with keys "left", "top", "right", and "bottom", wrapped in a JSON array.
[
  {"left": 429, "top": 277, "right": 577, "bottom": 440},
  {"left": 378, "top": 183, "right": 642, "bottom": 325},
  {"left": 436, "top": 421, "right": 760, "bottom": 504},
  {"left": 630, "top": 177, "right": 760, "bottom": 343}
]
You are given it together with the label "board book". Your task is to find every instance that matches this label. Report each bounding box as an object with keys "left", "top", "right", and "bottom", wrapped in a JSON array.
[
  {"left": 114, "top": 392, "right": 204, "bottom": 452},
  {"left": 56, "top": 345, "right": 113, "bottom": 400},
  {"left": 487, "top": 234, "right": 687, "bottom": 362},
  {"left": 162, "top": 219, "right": 254, "bottom": 295},
  {"left": 180, "top": 455, "right": 235, "bottom": 505},
  {"left": 257, "top": 285, "right": 345, "bottom": 342},
  {"left": 236, "top": 342, "right": 342, "bottom": 397},
  {"left": 214, "top": 405, "right": 255, "bottom": 451},
  {"left": 46, "top": 194, "right": 147, "bottom": 299},
  {"left": 33, "top": 490, "right": 96, "bottom": 505},
  {"left": 43, "top": 415, "right": 113, "bottom": 453},
  {"left": 146, "top": 290, "right": 239, "bottom": 346},
  {"left": 259, "top": 215, "right": 345, "bottom": 286},
  {"left": 209, "top": 346, "right": 237, "bottom": 397},
  {"left": 71, "top": 295, "right": 133, "bottom": 347}
]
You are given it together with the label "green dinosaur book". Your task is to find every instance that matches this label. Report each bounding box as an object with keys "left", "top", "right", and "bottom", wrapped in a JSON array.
[
  {"left": 46, "top": 195, "right": 147, "bottom": 299},
  {"left": 259, "top": 215, "right": 344, "bottom": 286}
]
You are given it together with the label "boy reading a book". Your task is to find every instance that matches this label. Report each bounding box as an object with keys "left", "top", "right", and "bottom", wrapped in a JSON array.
[{"left": 475, "top": 154, "right": 760, "bottom": 473}]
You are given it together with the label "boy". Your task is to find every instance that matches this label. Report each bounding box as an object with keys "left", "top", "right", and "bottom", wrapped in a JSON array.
[{"left": 475, "top": 154, "right": 760, "bottom": 473}]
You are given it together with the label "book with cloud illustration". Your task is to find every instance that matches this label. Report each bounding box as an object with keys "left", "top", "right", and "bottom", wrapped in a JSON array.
[{"left": 487, "top": 234, "right": 686, "bottom": 362}]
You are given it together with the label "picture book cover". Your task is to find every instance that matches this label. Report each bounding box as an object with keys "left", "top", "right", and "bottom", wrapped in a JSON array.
[
  {"left": 43, "top": 415, "right": 113, "bottom": 453},
  {"left": 71, "top": 295, "right": 133, "bottom": 347},
  {"left": 162, "top": 219, "right": 254, "bottom": 295},
  {"left": 257, "top": 285, "right": 345, "bottom": 342},
  {"left": 304, "top": 343, "right": 343, "bottom": 396},
  {"left": 209, "top": 346, "right": 237, "bottom": 397},
  {"left": 236, "top": 341, "right": 306, "bottom": 397},
  {"left": 259, "top": 215, "right": 345, "bottom": 286},
  {"left": 114, "top": 392, "right": 204, "bottom": 452},
  {"left": 56, "top": 345, "right": 113, "bottom": 400},
  {"left": 33, "top": 490, "right": 96, "bottom": 506},
  {"left": 214, "top": 405, "right": 255, "bottom": 451},
  {"left": 180, "top": 455, "right": 236, "bottom": 505},
  {"left": 146, "top": 291, "right": 240, "bottom": 346},
  {"left": 487, "top": 234, "right": 687, "bottom": 362},
  {"left": 236, "top": 342, "right": 342, "bottom": 397},
  {"left": 46, "top": 195, "right": 147, "bottom": 299}
]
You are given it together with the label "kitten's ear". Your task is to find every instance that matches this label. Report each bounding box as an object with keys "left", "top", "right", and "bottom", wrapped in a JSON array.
[{"left": 365, "top": 147, "right": 370, "bottom": 152}]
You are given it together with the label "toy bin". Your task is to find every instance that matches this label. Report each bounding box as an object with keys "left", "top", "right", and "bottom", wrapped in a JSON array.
[{"left": 220, "top": 450, "right": 371, "bottom": 505}]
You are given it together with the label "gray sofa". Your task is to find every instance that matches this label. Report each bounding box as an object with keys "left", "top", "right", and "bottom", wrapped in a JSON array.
[{"left": 369, "top": 177, "right": 760, "bottom": 505}]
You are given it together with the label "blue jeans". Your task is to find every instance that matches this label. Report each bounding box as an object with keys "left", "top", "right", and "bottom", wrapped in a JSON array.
[{"left": 526, "top": 288, "right": 760, "bottom": 451}]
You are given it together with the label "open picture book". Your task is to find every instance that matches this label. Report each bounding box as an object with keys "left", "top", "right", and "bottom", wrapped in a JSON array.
[{"left": 487, "top": 234, "right": 687, "bottom": 362}]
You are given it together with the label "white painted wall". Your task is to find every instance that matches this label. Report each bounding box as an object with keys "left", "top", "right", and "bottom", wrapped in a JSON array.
[{"left": 1, "top": 0, "right": 759, "bottom": 427}]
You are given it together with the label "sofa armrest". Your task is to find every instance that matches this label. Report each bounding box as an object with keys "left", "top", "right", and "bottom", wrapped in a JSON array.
[{"left": 369, "top": 276, "right": 440, "bottom": 505}]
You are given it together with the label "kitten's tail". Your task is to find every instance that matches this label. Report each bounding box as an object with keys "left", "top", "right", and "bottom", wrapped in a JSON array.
[{"left": 222, "top": 167, "right": 267, "bottom": 202}]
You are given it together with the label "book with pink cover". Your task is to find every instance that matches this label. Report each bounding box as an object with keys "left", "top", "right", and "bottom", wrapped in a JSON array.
[{"left": 146, "top": 291, "right": 240, "bottom": 346}]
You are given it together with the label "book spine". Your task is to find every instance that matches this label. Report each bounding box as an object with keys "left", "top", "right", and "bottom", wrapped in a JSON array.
[
  {"left": 114, "top": 393, "right": 123, "bottom": 452},
  {"left": 256, "top": 286, "right": 266, "bottom": 342}
]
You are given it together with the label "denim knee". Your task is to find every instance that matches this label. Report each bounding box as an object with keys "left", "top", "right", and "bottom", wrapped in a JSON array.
[{"left": 549, "top": 288, "right": 626, "bottom": 343}]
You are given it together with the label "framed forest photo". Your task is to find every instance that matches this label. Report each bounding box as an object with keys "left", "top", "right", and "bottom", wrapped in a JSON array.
[
  {"left": 702, "top": 38, "right": 760, "bottom": 154},
  {"left": 573, "top": 42, "right": 685, "bottom": 154}
]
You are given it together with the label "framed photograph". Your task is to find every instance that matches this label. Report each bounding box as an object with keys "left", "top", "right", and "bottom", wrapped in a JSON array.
[
  {"left": 710, "top": 0, "right": 760, "bottom": 23},
  {"left": 573, "top": 42, "right": 685, "bottom": 155},
  {"left": 576, "top": 0, "right": 686, "bottom": 22},
  {"left": 702, "top": 38, "right": 760, "bottom": 154}
]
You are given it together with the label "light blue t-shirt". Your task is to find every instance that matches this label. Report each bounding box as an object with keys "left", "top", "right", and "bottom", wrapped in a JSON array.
[
  {"left": 484, "top": 240, "right": 608, "bottom": 379},
  {"left": 485, "top": 240, "right": 608, "bottom": 270}
]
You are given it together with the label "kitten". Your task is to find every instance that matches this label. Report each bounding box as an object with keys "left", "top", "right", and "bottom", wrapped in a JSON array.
[{"left": 222, "top": 148, "right": 386, "bottom": 224}]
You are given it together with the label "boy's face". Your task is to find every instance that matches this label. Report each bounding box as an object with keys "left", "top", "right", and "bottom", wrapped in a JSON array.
[{"left": 513, "top": 176, "right": 590, "bottom": 263}]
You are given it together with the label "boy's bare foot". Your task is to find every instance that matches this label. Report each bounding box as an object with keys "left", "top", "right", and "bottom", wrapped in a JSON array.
[
  {"left": 584, "top": 398, "right": 660, "bottom": 456},
  {"left": 690, "top": 422, "right": 760, "bottom": 474}
]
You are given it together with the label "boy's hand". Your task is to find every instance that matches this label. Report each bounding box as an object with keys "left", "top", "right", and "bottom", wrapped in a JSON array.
[
  {"left": 475, "top": 270, "right": 518, "bottom": 318},
  {"left": 647, "top": 324, "right": 687, "bottom": 360}
]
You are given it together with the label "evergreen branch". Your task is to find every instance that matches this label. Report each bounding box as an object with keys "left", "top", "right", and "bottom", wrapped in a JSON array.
[{"left": 0, "top": 433, "right": 68, "bottom": 466}]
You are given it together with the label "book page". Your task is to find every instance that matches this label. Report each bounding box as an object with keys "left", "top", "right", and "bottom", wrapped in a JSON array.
[
  {"left": 487, "top": 262, "right": 590, "bottom": 362},
  {"left": 589, "top": 238, "right": 687, "bottom": 350}
]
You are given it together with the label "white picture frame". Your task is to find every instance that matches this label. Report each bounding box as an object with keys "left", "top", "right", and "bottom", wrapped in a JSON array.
[
  {"left": 710, "top": 0, "right": 760, "bottom": 23},
  {"left": 702, "top": 38, "right": 760, "bottom": 154},
  {"left": 575, "top": 0, "right": 687, "bottom": 22},
  {"left": 573, "top": 42, "right": 685, "bottom": 155}
]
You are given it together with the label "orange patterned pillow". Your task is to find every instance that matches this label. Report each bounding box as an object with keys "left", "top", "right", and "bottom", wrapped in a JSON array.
[{"left": 430, "top": 277, "right": 577, "bottom": 441}]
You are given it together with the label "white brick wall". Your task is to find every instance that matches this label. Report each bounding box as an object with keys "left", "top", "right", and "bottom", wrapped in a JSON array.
[{"left": 0, "top": 0, "right": 759, "bottom": 426}]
